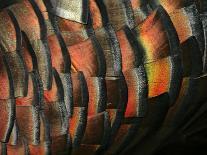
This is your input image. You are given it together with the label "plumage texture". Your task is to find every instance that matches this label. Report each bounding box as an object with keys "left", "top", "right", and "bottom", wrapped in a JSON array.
[{"left": 0, "top": 0, "right": 207, "bottom": 154}]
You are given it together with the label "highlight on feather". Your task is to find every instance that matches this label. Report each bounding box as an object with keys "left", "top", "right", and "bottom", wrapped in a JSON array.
[
  {"left": 133, "top": 7, "right": 180, "bottom": 63},
  {"left": 50, "top": 0, "right": 89, "bottom": 24},
  {"left": 86, "top": 77, "right": 106, "bottom": 116},
  {"left": 123, "top": 66, "right": 148, "bottom": 118},
  {"left": 132, "top": 6, "right": 182, "bottom": 104},
  {"left": 59, "top": 72, "right": 73, "bottom": 117}
]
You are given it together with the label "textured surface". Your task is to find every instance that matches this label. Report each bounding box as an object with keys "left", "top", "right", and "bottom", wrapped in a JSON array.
[{"left": 0, "top": 0, "right": 207, "bottom": 155}]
